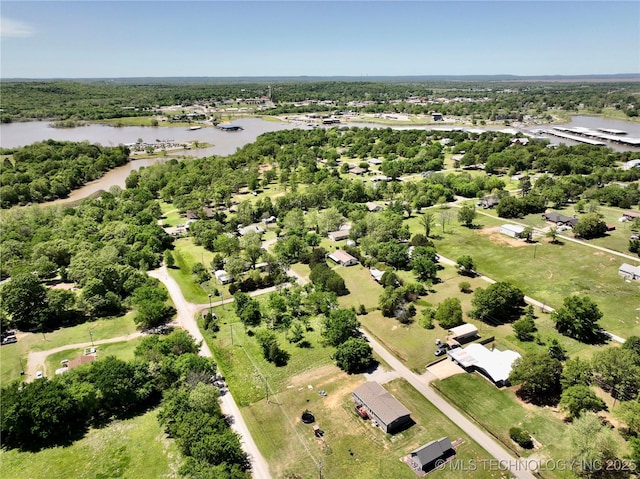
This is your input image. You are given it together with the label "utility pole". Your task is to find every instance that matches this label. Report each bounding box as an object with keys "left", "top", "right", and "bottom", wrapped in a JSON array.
[
  {"left": 208, "top": 293, "right": 212, "bottom": 317},
  {"left": 19, "top": 357, "right": 25, "bottom": 376},
  {"left": 230, "top": 323, "right": 234, "bottom": 346},
  {"left": 89, "top": 329, "right": 94, "bottom": 347},
  {"left": 265, "top": 375, "right": 269, "bottom": 403},
  {"left": 318, "top": 461, "right": 323, "bottom": 479}
]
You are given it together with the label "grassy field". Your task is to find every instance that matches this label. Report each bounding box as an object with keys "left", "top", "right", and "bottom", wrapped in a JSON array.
[
  {"left": 433, "top": 374, "right": 630, "bottom": 479},
  {"left": 168, "top": 238, "right": 227, "bottom": 303},
  {"left": 0, "top": 409, "right": 180, "bottom": 479},
  {"left": 411, "top": 211, "right": 640, "bottom": 337},
  {"left": 44, "top": 337, "right": 146, "bottom": 377},
  {"left": 1, "top": 313, "right": 138, "bottom": 384}
]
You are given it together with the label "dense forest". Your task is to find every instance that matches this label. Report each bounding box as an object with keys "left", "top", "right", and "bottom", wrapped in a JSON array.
[
  {"left": 0, "top": 140, "right": 130, "bottom": 207},
  {"left": 1, "top": 79, "right": 638, "bottom": 122}
]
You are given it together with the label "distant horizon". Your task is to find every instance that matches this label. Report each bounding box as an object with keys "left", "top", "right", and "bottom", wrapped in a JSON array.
[
  {"left": 2, "top": 1, "right": 638, "bottom": 79},
  {"left": 3, "top": 73, "right": 640, "bottom": 82}
]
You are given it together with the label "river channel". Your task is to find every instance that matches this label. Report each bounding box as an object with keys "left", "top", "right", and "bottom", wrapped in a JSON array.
[{"left": 1, "top": 115, "right": 638, "bottom": 205}]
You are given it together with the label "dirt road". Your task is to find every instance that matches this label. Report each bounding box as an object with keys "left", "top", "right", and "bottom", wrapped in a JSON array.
[{"left": 148, "top": 266, "right": 272, "bottom": 479}]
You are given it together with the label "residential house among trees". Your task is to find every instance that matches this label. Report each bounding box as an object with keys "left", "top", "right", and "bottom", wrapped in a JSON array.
[
  {"left": 353, "top": 382, "right": 412, "bottom": 433},
  {"left": 328, "top": 229, "right": 351, "bottom": 241},
  {"left": 447, "top": 343, "right": 521, "bottom": 387},
  {"left": 328, "top": 250, "right": 358, "bottom": 267},
  {"left": 542, "top": 211, "right": 579, "bottom": 228}
]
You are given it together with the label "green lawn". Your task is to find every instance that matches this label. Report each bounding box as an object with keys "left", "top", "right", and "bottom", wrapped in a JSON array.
[
  {"left": 1, "top": 313, "right": 137, "bottom": 384},
  {"left": 0, "top": 409, "right": 180, "bottom": 479},
  {"left": 334, "top": 263, "right": 384, "bottom": 311},
  {"left": 433, "top": 374, "right": 630, "bottom": 479},
  {"left": 417, "top": 212, "right": 640, "bottom": 337},
  {"left": 45, "top": 337, "right": 146, "bottom": 377},
  {"left": 168, "top": 238, "right": 225, "bottom": 303}
]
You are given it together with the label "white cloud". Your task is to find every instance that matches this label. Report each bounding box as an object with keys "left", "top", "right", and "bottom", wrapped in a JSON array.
[{"left": 0, "top": 17, "right": 35, "bottom": 38}]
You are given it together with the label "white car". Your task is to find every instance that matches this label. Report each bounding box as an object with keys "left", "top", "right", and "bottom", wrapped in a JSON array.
[{"left": 35, "top": 371, "right": 43, "bottom": 379}]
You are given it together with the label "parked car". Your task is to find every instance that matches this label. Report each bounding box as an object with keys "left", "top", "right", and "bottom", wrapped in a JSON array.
[
  {"left": 1, "top": 335, "right": 17, "bottom": 345},
  {"left": 434, "top": 346, "right": 448, "bottom": 356},
  {"left": 35, "top": 371, "right": 43, "bottom": 379}
]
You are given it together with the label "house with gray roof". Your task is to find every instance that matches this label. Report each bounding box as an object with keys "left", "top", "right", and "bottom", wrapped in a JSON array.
[
  {"left": 353, "top": 382, "right": 412, "bottom": 433},
  {"left": 409, "top": 437, "right": 455, "bottom": 472},
  {"left": 619, "top": 263, "right": 640, "bottom": 281}
]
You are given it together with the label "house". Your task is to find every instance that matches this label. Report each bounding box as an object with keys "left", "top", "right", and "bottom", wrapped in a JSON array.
[
  {"left": 262, "top": 215, "right": 277, "bottom": 224},
  {"left": 368, "top": 158, "right": 383, "bottom": 165},
  {"left": 186, "top": 207, "right": 216, "bottom": 220},
  {"left": 350, "top": 167, "right": 366, "bottom": 175},
  {"left": 370, "top": 175, "right": 390, "bottom": 183},
  {"left": 369, "top": 268, "right": 385, "bottom": 283},
  {"left": 542, "top": 211, "right": 578, "bottom": 228},
  {"left": 479, "top": 196, "right": 499, "bottom": 209},
  {"left": 68, "top": 355, "right": 97, "bottom": 370},
  {"left": 238, "top": 224, "right": 265, "bottom": 236},
  {"left": 622, "top": 159, "right": 640, "bottom": 171},
  {"left": 447, "top": 323, "right": 478, "bottom": 343},
  {"left": 366, "top": 202, "right": 383, "bottom": 212},
  {"left": 499, "top": 224, "right": 526, "bottom": 238},
  {"left": 447, "top": 343, "right": 521, "bottom": 387},
  {"left": 619, "top": 263, "right": 640, "bottom": 281},
  {"left": 214, "top": 270, "right": 233, "bottom": 284},
  {"left": 409, "top": 437, "right": 455, "bottom": 472},
  {"left": 327, "top": 250, "right": 358, "bottom": 267},
  {"left": 353, "top": 382, "right": 412, "bottom": 433},
  {"left": 328, "top": 229, "right": 351, "bottom": 241}
]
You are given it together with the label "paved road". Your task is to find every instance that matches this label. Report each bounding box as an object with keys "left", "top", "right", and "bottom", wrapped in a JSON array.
[
  {"left": 26, "top": 332, "right": 144, "bottom": 380},
  {"left": 361, "top": 330, "right": 538, "bottom": 479},
  {"left": 149, "top": 266, "right": 272, "bottom": 479}
]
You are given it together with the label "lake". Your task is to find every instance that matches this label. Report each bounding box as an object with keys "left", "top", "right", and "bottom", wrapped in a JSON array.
[{"left": 1, "top": 115, "right": 638, "bottom": 205}]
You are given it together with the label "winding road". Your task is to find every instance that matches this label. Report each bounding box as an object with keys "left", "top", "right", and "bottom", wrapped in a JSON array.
[{"left": 149, "top": 266, "right": 272, "bottom": 479}]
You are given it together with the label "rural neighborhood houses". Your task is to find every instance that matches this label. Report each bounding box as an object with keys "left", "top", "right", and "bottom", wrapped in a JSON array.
[
  {"left": 353, "top": 382, "right": 413, "bottom": 434},
  {"left": 214, "top": 270, "right": 233, "bottom": 285},
  {"left": 619, "top": 263, "right": 640, "bottom": 281},
  {"left": 327, "top": 250, "right": 358, "bottom": 267}
]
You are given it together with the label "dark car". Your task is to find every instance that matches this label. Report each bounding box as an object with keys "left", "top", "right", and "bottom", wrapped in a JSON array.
[{"left": 434, "top": 346, "right": 447, "bottom": 356}]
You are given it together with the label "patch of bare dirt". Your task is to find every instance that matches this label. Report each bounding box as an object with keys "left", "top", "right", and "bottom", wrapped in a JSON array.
[{"left": 477, "top": 226, "right": 529, "bottom": 247}]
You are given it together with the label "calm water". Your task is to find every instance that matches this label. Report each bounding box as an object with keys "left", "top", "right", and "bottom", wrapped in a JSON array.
[{"left": 1, "top": 116, "right": 638, "bottom": 205}]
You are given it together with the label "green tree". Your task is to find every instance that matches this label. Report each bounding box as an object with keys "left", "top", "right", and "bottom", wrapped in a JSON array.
[
  {"left": 0, "top": 272, "right": 50, "bottom": 330},
  {"left": 435, "top": 298, "right": 463, "bottom": 329},
  {"left": 419, "top": 212, "right": 436, "bottom": 238},
  {"left": 164, "top": 250, "right": 175, "bottom": 268},
  {"left": 615, "top": 400, "right": 640, "bottom": 434},
  {"left": 592, "top": 347, "right": 640, "bottom": 399},
  {"left": 568, "top": 412, "right": 618, "bottom": 477},
  {"left": 551, "top": 295, "right": 603, "bottom": 342},
  {"left": 509, "top": 351, "right": 563, "bottom": 402},
  {"left": 561, "top": 357, "right": 594, "bottom": 389},
  {"left": 470, "top": 281, "right": 525, "bottom": 324},
  {"left": 457, "top": 205, "right": 476, "bottom": 227},
  {"left": 546, "top": 226, "right": 559, "bottom": 244},
  {"left": 254, "top": 329, "right": 288, "bottom": 366},
  {"left": 560, "top": 385, "right": 606, "bottom": 419},
  {"left": 322, "top": 308, "right": 360, "bottom": 346},
  {"left": 456, "top": 255, "right": 475, "bottom": 276},
  {"left": 573, "top": 212, "right": 607, "bottom": 239},
  {"left": 513, "top": 315, "right": 536, "bottom": 342},
  {"left": 334, "top": 338, "right": 375, "bottom": 373}
]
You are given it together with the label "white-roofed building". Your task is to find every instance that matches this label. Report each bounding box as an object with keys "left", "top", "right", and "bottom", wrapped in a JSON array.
[
  {"left": 447, "top": 343, "right": 521, "bottom": 387},
  {"left": 447, "top": 324, "right": 478, "bottom": 342},
  {"left": 499, "top": 224, "right": 526, "bottom": 238},
  {"left": 214, "top": 270, "right": 233, "bottom": 284},
  {"left": 619, "top": 263, "right": 640, "bottom": 281}
]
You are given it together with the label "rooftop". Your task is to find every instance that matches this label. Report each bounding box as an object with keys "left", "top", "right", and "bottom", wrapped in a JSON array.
[
  {"left": 353, "top": 382, "right": 411, "bottom": 426},
  {"left": 448, "top": 343, "right": 520, "bottom": 385}
]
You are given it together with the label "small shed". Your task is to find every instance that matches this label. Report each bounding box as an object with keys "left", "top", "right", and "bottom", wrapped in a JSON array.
[
  {"left": 410, "top": 437, "right": 455, "bottom": 472},
  {"left": 214, "top": 270, "right": 232, "bottom": 284},
  {"left": 447, "top": 323, "right": 478, "bottom": 342},
  {"left": 366, "top": 202, "right": 383, "bottom": 212}
]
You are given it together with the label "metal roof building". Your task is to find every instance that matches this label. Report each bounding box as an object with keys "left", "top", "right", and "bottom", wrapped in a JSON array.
[
  {"left": 448, "top": 343, "right": 521, "bottom": 387},
  {"left": 410, "top": 437, "right": 455, "bottom": 472},
  {"left": 353, "top": 382, "right": 412, "bottom": 433}
]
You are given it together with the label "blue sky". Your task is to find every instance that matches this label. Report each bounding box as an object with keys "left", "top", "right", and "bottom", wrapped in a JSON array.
[{"left": 1, "top": 1, "right": 638, "bottom": 78}]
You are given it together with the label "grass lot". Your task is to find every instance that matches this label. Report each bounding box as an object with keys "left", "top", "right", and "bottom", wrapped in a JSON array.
[
  {"left": 235, "top": 366, "right": 506, "bottom": 479},
  {"left": 414, "top": 211, "right": 640, "bottom": 337},
  {"left": 1, "top": 313, "right": 137, "bottom": 384},
  {"left": 433, "top": 374, "right": 630, "bottom": 479},
  {"left": 168, "top": 238, "right": 228, "bottom": 303},
  {"left": 45, "top": 337, "right": 146, "bottom": 377},
  {"left": 334, "top": 263, "right": 384, "bottom": 311},
  {"left": 0, "top": 408, "right": 180, "bottom": 479},
  {"left": 200, "top": 284, "right": 508, "bottom": 479}
]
